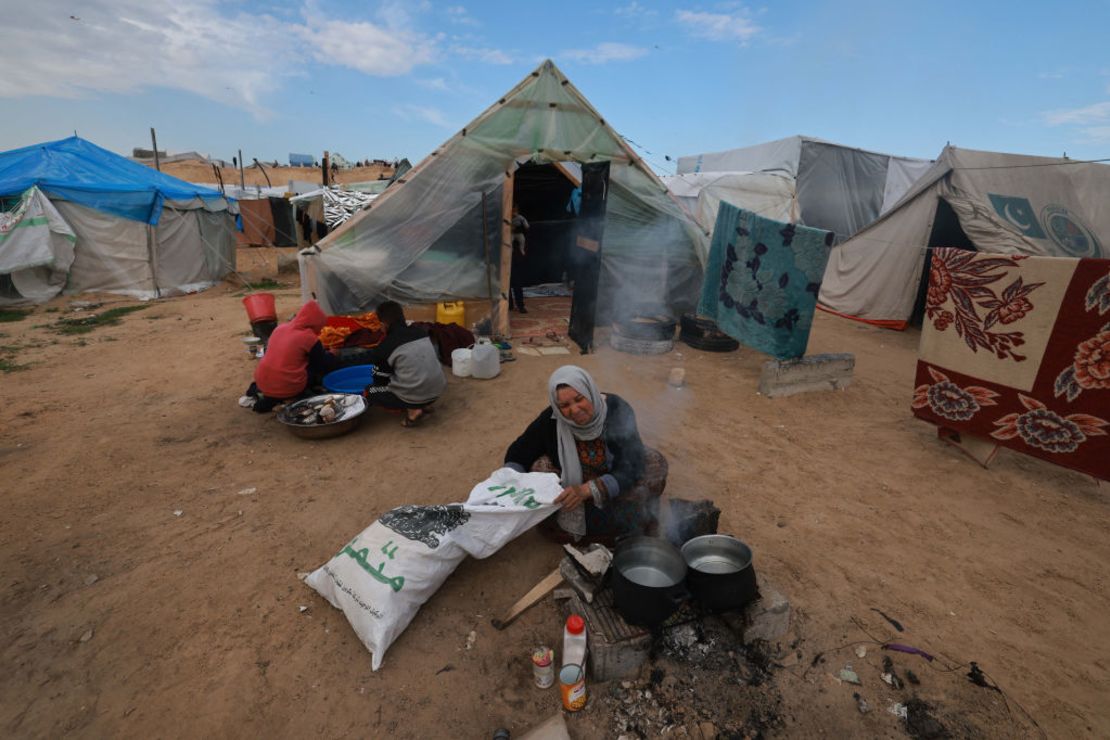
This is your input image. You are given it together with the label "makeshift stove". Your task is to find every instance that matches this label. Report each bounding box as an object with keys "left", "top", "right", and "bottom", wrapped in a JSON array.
[
  {"left": 556, "top": 546, "right": 791, "bottom": 683},
  {"left": 554, "top": 546, "right": 791, "bottom": 739}
]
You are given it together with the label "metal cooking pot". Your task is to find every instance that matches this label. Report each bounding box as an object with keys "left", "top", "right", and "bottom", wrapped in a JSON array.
[
  {"left": 681, "top": 535, "right": 759, "bottom": 612},
  {"left": 611, "top": 536, "right": 688, "bottom": 627}
]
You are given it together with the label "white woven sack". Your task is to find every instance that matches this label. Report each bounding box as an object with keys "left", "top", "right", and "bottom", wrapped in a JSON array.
[{"left": 305, "top": 468, "right": 561, "bottom": 669}]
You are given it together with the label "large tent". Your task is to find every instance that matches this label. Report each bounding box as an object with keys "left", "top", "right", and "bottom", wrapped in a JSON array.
[
  {"left": 819, "top": 146, "right": 1110, "bottom": 327},
  {"left": 0, "top": 137, "right": 238, "bottom": 304},
  {"left": 676, "top": 135, "right": 934, "bottom": 243},
  {"left": 302, "top": 60, "right": 703, "bottom": 323},
  {"left": 661, "top": 170, "right": 797, "bottom": 242}
]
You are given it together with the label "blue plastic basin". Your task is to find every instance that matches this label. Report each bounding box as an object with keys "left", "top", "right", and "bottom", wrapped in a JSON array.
[{"left": 323, "top": 364, "right": 376, "bottom": 394}]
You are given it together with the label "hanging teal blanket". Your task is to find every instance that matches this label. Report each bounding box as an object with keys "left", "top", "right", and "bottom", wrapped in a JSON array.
[{"left": 698, "top": 202, "right": 833, "bottom": 360}]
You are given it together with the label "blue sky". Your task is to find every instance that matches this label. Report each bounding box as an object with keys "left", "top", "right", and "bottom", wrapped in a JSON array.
[{"left": 3, "top": 0, "right": 1109, "bottom": 173}]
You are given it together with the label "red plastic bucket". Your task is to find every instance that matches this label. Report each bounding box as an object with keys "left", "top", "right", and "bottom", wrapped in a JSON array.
[{"left": 242, "top": 293, "right": 277, "bottom": 323}]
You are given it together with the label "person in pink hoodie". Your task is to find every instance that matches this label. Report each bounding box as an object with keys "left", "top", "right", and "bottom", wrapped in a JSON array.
[{"left": 249, "top": 300, "right": 337, "bottom": 412}]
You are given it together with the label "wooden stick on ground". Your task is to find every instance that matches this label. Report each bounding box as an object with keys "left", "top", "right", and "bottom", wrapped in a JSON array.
[{"left": 490, "top": 567, "right": 563, "bottom": 630}]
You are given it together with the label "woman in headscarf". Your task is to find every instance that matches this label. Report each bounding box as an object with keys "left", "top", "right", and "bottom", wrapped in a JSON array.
[{"left": 503, "top": 365, "right": 667, "bottom": 544}]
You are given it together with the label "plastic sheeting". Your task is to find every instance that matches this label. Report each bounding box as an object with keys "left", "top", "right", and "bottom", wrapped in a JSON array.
[
  {"left": 819, "top": 146, "right": 1110, "bottom": 324},
  {"left": 55, "top": 201, "right": 155, "bottom": 296},
  {"left": 676, "top": 136, "right": 933, "bottom": 243},
  {"left": 662, "top": 171, "right": 798, "bottom": 260},
  {"left": 677, "top": 136, "right": 805, "bottom": 177},
  {"left": 155, "top": 209, "right": 218, "bottom": 291},
  {"left": 45, "top": 201, "right": 235, "bottom": 300},
  {"left": 0, "top": 137, "right": 238, "bottom": 225},
  {"left": 290, "top": 188, "right": 376, "bottom": 229},
  {"left": 0, "top": 187, "right": 76, "bottom": 304},
  {"left": 880, "top": 157, "right": 935, "bottom": 215},
  {"left": 305, "top": 60, "right": 702, "bottom": 316}
]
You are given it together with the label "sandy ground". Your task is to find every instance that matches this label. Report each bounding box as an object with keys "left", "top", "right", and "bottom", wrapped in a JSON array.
[
  {"left": 1, "top": 278, "right": 1108, "bottom": 739},
  {"left": 155, "top": 161, "right": 394, "bottom": 188}
]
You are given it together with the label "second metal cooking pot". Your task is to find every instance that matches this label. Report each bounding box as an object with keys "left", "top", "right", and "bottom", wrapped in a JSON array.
[
  {"left": 681, "top": 535, "right": 759, "bottom": 612},
  {"left": 611, "top": 536, "right": 689, "bottom": 627}
]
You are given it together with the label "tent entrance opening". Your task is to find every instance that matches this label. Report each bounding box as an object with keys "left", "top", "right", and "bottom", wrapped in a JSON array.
[{"left": 507, "top": 163, "right": 580, "bottom": 338}]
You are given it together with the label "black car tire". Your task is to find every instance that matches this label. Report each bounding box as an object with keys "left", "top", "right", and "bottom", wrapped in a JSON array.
[
  {"left": 680, "top": 330, "right": 740, "bottom": 352},
  {"left": 610, "top": 332, "right": 675, "bottom": 355},
  {"left": 612, "top": 314, "right": 677, "bottom": 341},
  {"left": 679, "top": 313, "right": 721, "bottom": 338}
]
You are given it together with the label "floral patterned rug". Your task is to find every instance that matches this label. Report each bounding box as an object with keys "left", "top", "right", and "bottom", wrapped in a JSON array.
[
  {"left": 913, "top": 248, "right": 1110, "bottom": 480},
  {"left": 697, "top": 202, "right": 834, "bottom": 360}
]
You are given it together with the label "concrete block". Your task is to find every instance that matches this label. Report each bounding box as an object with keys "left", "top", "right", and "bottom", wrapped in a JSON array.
[
  {"left": 563, "top": 543, "right": 612, "bottom": 577},
  {"left": 564, "top": 591, "right": 652, "bottom": 682},
  {"left": 559, "top": 556, "right": 602, "bottom": 604},
  {"left": 757, "top": 353, "right": 854, "bottom": 398}
]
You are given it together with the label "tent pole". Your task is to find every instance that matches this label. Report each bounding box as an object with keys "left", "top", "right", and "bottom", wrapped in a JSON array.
[
  {"left": 238, "top": 149, "right": 245, "bottom": 189},
  {"left": 147, "top": 224, "right": 162, "bottom": 299},
  {"left": 150, "top": 128, "right": 161, "bottom": 172},
  {"left": 497, "top": 168, "right": 514, "bottom": 337},
  {"left": 481, "top": 191, "right": 495, "bottom": 326}
]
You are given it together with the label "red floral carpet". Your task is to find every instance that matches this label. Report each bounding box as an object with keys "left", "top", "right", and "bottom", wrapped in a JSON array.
[{"left": 912, "top": 248, "right": 1110, "bottom": 480}]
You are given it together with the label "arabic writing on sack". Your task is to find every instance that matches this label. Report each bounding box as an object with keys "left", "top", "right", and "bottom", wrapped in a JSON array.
[
  {"left": 322, "top": 565, "right": 384, "bottom": 618},
  {"left": 488, "top": 484, "right": 542, "bottom": 509},
  {"left": 341, "top": 539, "right": 406, "bottom": 592}
]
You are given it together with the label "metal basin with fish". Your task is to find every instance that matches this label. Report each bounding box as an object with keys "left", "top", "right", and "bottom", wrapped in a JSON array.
[
  {"left": 681, "top": 534, "right": 758, "bottom": 612},
  {"left": 276, "top": 393, "right": 367, "bottom": 440}
]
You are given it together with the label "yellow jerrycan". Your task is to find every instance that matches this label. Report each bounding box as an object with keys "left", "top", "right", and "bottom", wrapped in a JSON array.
[{"left": 436, "top": 301, "right": 465, "bottom": 326}]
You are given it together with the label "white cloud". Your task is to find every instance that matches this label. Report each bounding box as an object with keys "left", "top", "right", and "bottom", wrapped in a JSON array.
[
  {"left": 1037, "top": 72, "right": 1064, "bottom": 80},
  {"left": 302, "top": 17, "right": 438, "bottom": 76},
  {"left": 416, "top": 77, "right": 450, "bottom": 92},
  {"left": 1043, "top": 101, "right": 1110, "bottom": 126},
  {"left": 445, "top": 6, "right": 479, "bottom": 26},
  {"left": 450, "top": 45, "right": 514, "bottom": 65},
  {"left": 675, "top": 8, "right": 760, "bottom": 43},
  {"left": 374, "top": 0, "right": 432, "bottom": 29},
  {"left": 559, "top": 42, "right": 649, "bottom": 65},
  {"left": 615, "top": 2, "right": 658, "bottom": 18},
  {"left": 1080, "top": 126, "right": 1110, "bottom": 142},
  {"left": 393, "top": 103, "right": 452, "bottom": 128},
  {"left": 0, "top": 0, "right": 440, "bottom": 118}
]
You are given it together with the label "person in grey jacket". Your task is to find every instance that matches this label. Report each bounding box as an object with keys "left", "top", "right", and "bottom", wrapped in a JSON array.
[{"left": 362, "top": 301, "right": 447, "bottom": 426}]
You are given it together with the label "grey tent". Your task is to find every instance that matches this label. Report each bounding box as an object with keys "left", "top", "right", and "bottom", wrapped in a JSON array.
[
  {"left": 301, "top": 60, "right": 703, "bottom": 324},
  {"left": 819, "top": 146, "right": 1110, "bottom": 327},
  {"left": 676, "top": 135, "right": 934, "bottom": 243}
]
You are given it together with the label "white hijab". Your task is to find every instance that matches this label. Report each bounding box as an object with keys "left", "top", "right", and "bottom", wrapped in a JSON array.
[{"left": 548, "top": 365, "right": 608, "bottom": 537}]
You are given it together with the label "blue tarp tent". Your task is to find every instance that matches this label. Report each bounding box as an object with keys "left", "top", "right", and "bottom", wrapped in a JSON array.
[
  {"left": 0, "top": 137, "right": 239, "bottom": 304},
  {"left": 0, "top": 136, "right": 233, "bottom": 224}
]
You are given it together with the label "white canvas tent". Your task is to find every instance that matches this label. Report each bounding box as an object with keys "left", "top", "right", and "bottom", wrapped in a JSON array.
[
  {"left": 301, "top": 60, "right": 703, "bottom": 322},
  {"left": 676, "top": 135, "right": 934, "bottom": 243},
  {"left": 819, "top": 146, "right": 1110, "bottom": 327},
  {"left": 661, "top": 171, "right": 797, "bottom": 252}
]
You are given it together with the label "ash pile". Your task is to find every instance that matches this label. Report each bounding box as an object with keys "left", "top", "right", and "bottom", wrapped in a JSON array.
[{"left": 594, "top": 619, "right": 787, "bottom": 739}]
